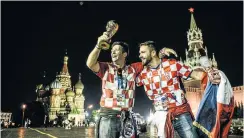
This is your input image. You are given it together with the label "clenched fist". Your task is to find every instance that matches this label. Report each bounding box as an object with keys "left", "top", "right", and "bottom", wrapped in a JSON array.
[{"left": 97, "top": 32, "right": 110, "bottom": 47}]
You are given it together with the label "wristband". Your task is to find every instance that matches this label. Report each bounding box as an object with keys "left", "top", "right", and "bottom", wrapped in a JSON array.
[{"left": 95, "top": 45, "right": 102, "bottom": 50}]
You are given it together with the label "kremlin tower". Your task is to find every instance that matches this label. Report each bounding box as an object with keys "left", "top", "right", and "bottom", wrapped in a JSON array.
[
  {"left": 183, "top": 7, "right": 217, "bottom": 88},
  {"left": 182, "top": 8, "right": 243, "bottom": 115}
]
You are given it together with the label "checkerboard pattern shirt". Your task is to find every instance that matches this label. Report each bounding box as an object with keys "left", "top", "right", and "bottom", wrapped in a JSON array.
[
  {"left": 136, "top": 59, "right": 192, "bottom": 107},
  {"left": 96, "top": 62, "right": 143, "bottom": 111}
]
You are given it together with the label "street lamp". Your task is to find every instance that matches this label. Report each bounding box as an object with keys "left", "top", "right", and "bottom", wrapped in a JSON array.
[
  {"left": 88, "top": 104, "right": 93, "bottom": 109},
  {"left": 21, "top": 104, "right": 26, "bottom": 127}
]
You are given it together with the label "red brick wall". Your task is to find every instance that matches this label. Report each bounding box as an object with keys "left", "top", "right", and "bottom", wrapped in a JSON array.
[
  {"left": 232, "top": 86, "right": 244, "bottom": 104},
  {"left": 185, "top": 87, "right": 204, "bottom": 116}
]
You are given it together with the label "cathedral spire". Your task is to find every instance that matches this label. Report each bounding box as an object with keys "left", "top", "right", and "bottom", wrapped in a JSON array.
[
  {"left": 56, "top": 50, "right": 71, "bottom": 89},
  {"left": 79, "top": 73, "right": 81, "bottom": 80},
  {"left": 187, "top": 7, "right": 203, "bottom": 47},
  {"left": 60, "top": 49, "right": 70, "bottom": 76},
  {"left": 212, "top": 53, "right": 218, "bottom": 68},
  {"left": 205, "top": 46, "right": 208, "bottom": 56},
  {"left": 212, "top": 53, "right": 216, "bottom": 61},
  {"left": 185, "top": 8, "right": 205, "bottom": 68},
  {"left": 189, "top": 8, "right": 197, "bottom": 30}
]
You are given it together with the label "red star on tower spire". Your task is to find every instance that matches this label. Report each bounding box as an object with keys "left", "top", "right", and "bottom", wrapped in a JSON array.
[{"left": 188, "top": 7, "right": 194, "bottom": 13}]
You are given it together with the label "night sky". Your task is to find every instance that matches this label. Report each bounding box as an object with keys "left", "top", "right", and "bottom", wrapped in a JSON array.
[{"left": 2, "top": 1, "right": 243, "bottom": 120}]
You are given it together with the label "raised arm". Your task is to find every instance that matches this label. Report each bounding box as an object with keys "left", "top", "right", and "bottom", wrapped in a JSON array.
[
  {"left": 190, "top": 68, "right": 221, "bottom": 84},
  {"left": 86, "top": 35, "right": 109, "bottom": 72},
  {"left": 176, "top": 57, "right": 221, "bottom": 84},
  {"left": 190, "top": 69, "right": 206, "bottom": 80},
  {"left": 191, "top": 56, "right": 221, "bottom": 84}
]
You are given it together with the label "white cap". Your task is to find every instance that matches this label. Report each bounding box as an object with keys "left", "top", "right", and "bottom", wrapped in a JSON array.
[{"left": 199, "top": 56, "right": 211, "bottom": 68}]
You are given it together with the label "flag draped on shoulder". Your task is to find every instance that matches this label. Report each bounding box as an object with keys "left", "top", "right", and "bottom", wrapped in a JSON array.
[{"left": 193, "top": 71, "right": 234, "bottom": 138}]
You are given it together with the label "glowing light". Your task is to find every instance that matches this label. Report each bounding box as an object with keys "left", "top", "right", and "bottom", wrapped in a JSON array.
[
  {"left": 88, "top": 104, "right": 93, "bottom": 109},
  {"left": 188, "top": 7, "right": 194, "bottom": 13},
  {"left": 85, "top": 111, "right": 89, "bottom": 117},
  {"left": 22, "top": 104, "right": 26, "bottom": 109},
  {"left": 95, "top": 115, "right": 99, "bottom": 121}
]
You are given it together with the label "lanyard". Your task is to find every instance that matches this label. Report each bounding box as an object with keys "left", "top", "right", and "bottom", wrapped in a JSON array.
[
  {"left": 115, "top": 67, "right": 128, "bottom": 91},
  {"left": 148, "top": 59, "right": 163, "bottom": 95}
]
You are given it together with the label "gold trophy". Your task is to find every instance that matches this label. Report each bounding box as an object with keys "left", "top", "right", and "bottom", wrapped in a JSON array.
[{"left": 98, "top": 20, "right": 119, "bottom": 50}]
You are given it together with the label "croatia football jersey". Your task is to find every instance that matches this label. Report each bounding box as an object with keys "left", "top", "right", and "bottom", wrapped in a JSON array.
[
  {"left": 136, "top": 59, "right": 192, "bottom": 108},
  {"left": 96, "top": 62, "right": 143, "bottom": 111}
]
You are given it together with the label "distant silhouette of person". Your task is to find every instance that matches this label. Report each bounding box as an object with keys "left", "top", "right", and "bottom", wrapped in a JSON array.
[{"left": 44, "top": 115, "right": 48, "bottom": 130}]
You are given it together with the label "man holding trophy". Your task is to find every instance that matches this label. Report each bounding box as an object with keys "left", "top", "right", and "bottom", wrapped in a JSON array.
[
  {"left": 86, "top": 20, "right": 180, "bottom": 138},
  {"left": 86, "top": 20, "right": 143, "bottom": 138}
]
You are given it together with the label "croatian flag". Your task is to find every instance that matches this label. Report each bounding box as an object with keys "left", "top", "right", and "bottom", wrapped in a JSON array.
[{"left": 193, "top": 71, "right": 234, "bottom": 138}]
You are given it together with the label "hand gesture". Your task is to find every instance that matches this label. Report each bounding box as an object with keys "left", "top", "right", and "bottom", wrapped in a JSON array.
[
  {"left": 97, "top": 32, "right": 110, "bottom": 46},
  {"left": 96, "top": 32, "right": 111, "bottom": 50},
  {"left": 208, "top": 68, "right": 221, "bottom": 84},
  {"left": 159, "top": 47, "right": 178, "bottom": 58}
]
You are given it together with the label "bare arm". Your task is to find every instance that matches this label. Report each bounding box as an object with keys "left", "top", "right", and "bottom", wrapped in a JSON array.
[
  {"left": 86, "top": 46, "right": 101, "bottom": 72},
  {"left": 190, "top": 68, "right": 221, "bottom": 84},
  {"left": 86, "top": 35, "right": 109, "bottom": 72},
  {"left": 190, "top": 70, "right": 205, "bottom": 80}
]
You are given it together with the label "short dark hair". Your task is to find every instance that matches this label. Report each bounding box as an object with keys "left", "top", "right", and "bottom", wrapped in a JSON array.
[
  {"left": 111, "top": 41, "right": 129, "bottom": 55},
  {"left": 139, "top": 40, "right": 158, "bottom": 52}
]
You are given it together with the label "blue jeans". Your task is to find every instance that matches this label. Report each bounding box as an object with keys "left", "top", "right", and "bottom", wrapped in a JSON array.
[
  {"left": 97, "top": 116, "right": 121, "bottom": 138},
  {"left": 172, "top": 112, "right": 199, "bottom": 138}
]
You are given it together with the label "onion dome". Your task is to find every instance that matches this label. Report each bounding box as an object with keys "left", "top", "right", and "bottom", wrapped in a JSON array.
[
  {"left": 75, "top": 73, "right": 84, "bottom": 89},
  {"left": 50, "top": 78, "right": 62, "bottom": 89},
  {"left": 66, "top": 88, "right": 75, "bottom": 97}
]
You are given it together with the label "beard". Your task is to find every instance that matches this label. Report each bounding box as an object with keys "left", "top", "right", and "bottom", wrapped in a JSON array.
[{"left": 141, "top": 56, "right": 152, "bottom": 66}]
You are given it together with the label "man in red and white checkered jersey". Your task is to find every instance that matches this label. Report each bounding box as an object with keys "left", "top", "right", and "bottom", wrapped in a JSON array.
[
  {"left": 137, "top": 58, "right": 191, "bottom": 104},
  {"left": 96, "top": 59, "right": 141, "bottom": 111},
  {"left": 136, "top": 41, "right": 221, "bottom": 138},
  {"left": 86, "top": 32, "right": 147, "bottom": 138},
  {"left": 87, "top": 33, "right": 178, "bottom": 138}
]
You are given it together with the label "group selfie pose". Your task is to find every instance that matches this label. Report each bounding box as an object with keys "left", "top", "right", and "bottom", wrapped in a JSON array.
[{"left": 86, "top": 20, "right": 234, "bottom": 138}]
